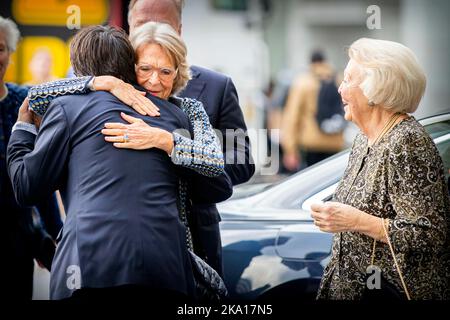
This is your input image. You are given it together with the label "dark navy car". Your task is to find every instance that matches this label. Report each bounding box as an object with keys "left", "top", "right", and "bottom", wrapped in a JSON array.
[{"left": 218, "top": 113, "right": 450, "bottom": 300}]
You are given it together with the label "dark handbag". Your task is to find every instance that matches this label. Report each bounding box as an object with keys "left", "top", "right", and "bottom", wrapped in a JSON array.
[
  {"left": 177, "top": 182, "right": 228, "bottom": 301},
  {"left": 188, "top": 249, "right": 228, "bottom": 301}
]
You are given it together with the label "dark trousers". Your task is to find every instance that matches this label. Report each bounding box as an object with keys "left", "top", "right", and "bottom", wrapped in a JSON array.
[{"left": 6, "top": 257, "right": 34, "bottom": 300}]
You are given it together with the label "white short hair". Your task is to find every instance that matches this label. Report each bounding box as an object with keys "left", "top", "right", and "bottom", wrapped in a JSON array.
[
  {"left": 0, "top": 16, "right": 20, "bottom": 52},
  {"left": 349, "top": 38, "right": 426, "bottom": 113},
  {"left": 130, "top": 21, "right": 190, "bottom": 95}
]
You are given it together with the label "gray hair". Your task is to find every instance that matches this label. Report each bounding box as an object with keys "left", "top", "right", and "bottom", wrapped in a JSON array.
[
  {"left": 348, "top": 38, "right": 426, "bottom": 114},
  {"left": 0, "top": 16, "right": 20, "bottom": 52},
  {"left": 128, "top": 0, "right": 185, "bottom": 27},
  {"left": 130, "top": 21, "right": 191, "bottom": 95}
]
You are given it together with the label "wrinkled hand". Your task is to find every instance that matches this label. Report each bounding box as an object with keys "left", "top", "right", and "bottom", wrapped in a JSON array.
[
  {"left": 17, "top": 97, "right": 34, "bottom": 124},
  {"left": 94, "top": 76, "right": 160, "bottom": 117},
  {"left": 310, "top": 201, "right": 362, "bottom": 233},
  {"left": 102, "top": 112, "right": 173, "bottom": 154}
]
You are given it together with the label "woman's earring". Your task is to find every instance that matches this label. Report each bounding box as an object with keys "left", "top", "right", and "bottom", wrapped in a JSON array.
[{"left": 368, "top": 100, "right": 375, "bottom": 106}]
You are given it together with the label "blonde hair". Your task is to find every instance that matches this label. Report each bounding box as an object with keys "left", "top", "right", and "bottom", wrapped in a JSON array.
[
  {"left": 0, "top": 16, "right": 20, "bottom": 52},
  {"left": 130, "top": 21, "right": 190, "bottom": 95},
  {"left": 348, "top": 38, "right": 426, "bottom": 113}
]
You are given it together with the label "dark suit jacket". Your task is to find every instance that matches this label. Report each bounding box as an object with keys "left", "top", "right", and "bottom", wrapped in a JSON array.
[
  {"left": 7, "top": 91, "right": 232, "bottom": 299},
  {"left": 179, "top": 65, "right": 255, "bottom": 225},
  {"left": 1, "top": 83, "right": 61, "bottom": 299}
]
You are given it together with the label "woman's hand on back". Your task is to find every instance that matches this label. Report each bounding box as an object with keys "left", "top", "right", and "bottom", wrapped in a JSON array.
[
  {"left": 102, "top": 112, "right": 173, "bottom": 154},
  {"left": 93, "top": 76, "right": 160, "bottom": 117}
]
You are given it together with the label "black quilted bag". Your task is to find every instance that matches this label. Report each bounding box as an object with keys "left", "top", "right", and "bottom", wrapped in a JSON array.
[
  {"left": 178, "top": 181, "right": 228, "bottom": 302},
  {"left": 188, "top": 249, "right": 228, "bottom": 301}
]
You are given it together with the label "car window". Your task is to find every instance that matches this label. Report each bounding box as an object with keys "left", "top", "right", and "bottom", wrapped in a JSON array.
[
  {"left": 424, "top": 119, "right": 450, "bottom": 139},
  {"left": 436, "top": 134, "right": 450, "bottom": 186},
  {"left": 255, "top": 151, "right": 349, "bottom": 210},
  {"left": 224, "top": 115, "right": 449, "bottom": 216}
]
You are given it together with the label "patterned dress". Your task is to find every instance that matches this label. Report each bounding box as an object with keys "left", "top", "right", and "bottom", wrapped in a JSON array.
[{"left": 317, "top": 116, "right": 450, "bottom": 300}]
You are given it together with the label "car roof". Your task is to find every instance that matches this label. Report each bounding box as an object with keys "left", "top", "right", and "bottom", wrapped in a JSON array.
[{"left": 219, "top": 113, "right": 450, "bottom": 219}]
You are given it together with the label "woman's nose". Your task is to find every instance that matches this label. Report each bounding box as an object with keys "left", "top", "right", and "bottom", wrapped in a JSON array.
[
  {"left": 338, "top": 82, "right": 343, "bottom": 95},
  {"left": 148, "top": 72, "right": 160, "bottom": 85}
]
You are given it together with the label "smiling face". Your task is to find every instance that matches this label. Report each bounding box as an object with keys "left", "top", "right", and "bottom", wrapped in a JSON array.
[
  {"left": 338, "top": 59, "right": 370, "bottom": 124},
  {"left": 135, "top": 42, "right": 176, "bottom": 99},
  {"left": 0, "top": 32, "right": 11, "bottom": 82}
]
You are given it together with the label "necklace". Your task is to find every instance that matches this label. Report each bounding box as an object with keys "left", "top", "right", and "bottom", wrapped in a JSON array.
[{"left": 370, "top": 112, "right": 402, "bottom": 147}]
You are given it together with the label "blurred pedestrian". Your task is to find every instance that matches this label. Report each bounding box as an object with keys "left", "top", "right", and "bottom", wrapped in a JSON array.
[
  {"left": 281, "top": 50, "right": 344, "bottom": 172},
  {"left": 26, "top": 48, "right": 57, "bottom": 85}
]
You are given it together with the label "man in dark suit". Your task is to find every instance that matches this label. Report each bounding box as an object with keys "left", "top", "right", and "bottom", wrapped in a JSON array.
[
  {"left": 7, "top": 26, "right": 231, "bottom": 300},
  {"left": 0, "top": 15, "right": 62, "bottom": 300},
  {"left": 128, "top": 0, "right": 255, "bottom": 276}
]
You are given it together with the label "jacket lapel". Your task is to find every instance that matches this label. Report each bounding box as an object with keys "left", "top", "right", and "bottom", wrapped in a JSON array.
[{"left": 180, "top": 67, "right": 206, "bottom": 100}]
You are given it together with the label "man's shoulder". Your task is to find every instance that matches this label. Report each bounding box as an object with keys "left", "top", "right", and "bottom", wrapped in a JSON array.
[
  {"left": 53, "top": 91, "right": 120, "bottom": 107},
  {"left": 6, "top": 82, "right": 28, "bottom": 100},
  {"left": 49, "top": 91, "right": 125, "bottom": 122},
  {"left": 190, "top": 65, "right": 230, "bottom": 83}
]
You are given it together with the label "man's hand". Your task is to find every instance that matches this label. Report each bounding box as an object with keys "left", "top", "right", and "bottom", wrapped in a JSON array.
[
  {"left": 32, "top": 113, "right": 42, "bottom": 129},
  {"left": 17, "top": 97, "right": 33, "bottom": 124}
]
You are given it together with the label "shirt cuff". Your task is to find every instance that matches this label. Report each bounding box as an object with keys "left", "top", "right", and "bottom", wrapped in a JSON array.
[{"left": 12, "top": 121, "right": 38, "bottom": 135}]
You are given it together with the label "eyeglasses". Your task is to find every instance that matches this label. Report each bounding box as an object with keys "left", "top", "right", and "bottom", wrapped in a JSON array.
[{"left": 135, "top": 64, "right": 178, "bottom": 81}]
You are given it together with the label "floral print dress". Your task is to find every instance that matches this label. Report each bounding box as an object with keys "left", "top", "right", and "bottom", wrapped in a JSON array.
[{"left": 317, "top": 117, "right": 450, "bottom": 300}]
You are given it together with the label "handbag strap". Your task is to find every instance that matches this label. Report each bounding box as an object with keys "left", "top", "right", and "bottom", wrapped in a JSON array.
[
  {"left": 371, "top": 219, "right": 411, "bottom": 300},
  {"left": 381, "top": 218, "right": 411, "bottom": 300},
  {"left": 178, "top": 180, "right": 194, "bottom": 251}
]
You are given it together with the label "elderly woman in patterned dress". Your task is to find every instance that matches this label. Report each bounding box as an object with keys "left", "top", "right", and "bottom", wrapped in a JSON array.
[{"left": 311, "top": 38, "right": 449, "bottom": 300}]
